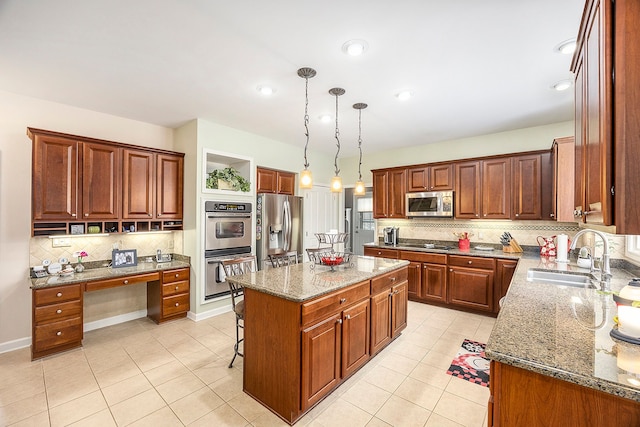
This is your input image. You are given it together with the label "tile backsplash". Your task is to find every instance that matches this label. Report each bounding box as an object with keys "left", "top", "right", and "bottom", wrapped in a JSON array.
[
  {"left": 376, "top": 219, "right": 626, "bottom": 259},
  {"left": 29, "top": 231, "right": 183, "bottom": 267}
]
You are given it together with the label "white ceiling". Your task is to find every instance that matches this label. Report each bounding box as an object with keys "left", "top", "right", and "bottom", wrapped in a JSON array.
[{"left": 0, "top": 0, "right": 584, "bottom": 157}]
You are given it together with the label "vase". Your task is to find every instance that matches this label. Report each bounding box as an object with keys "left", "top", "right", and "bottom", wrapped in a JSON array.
[
  {"left": 217, "top": 179, "right": 236, "bottom": 191},
  {"left": 75, "top": 263, "right": 85, "bottom": 273}
]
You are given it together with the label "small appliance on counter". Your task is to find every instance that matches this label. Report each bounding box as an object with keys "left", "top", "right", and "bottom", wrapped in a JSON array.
[
  {"left": 383, "top": 227, "right": 399, "bottom": 245},
  {"left": 612, "top": 278, "right": 640, "bottom": 344}
]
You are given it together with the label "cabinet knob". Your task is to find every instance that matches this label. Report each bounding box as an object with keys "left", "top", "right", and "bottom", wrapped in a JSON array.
[
  {"left": 377, "top": 252, "right": 382, "bottom": 255},
  {"left": 123, "top": 280, "right": 129, "bottom": 284},
  {"left": 468, "top": 261, "right": 473, "bottom": 264},
  {"left": 345, "top": 314, "right": 351, "bottom": 320},
  {"left": 515, "top": 213, "right": 519, "bottom": 217},
  {"left": 390, "top": 277, "right": 396, "bottom": 282},
  {"left": 337, "top": 319, "right": 343, "bottom": 324},
  {"left": 56, "top": 331, "right": 62, "bottom": 336},
  {"left": 56, "top": 292, "right": 62, "bottom": 297},
  {"left": 175, "top": 273, "right": 179, "bottom": 278},
  {"left": 175, "top": 302, "right": 179, "bottom": 307},
  {"left": 71, "top": 213, "right": 76, "bottom": 217},
  {"left": 56, "top": 309, "right": 62, "bottom": 314},
  {"left": 476, "top": 214, "right": 479, "bottom": 217},
  {"left": 550, "top": 213, "right": 555, "bottom": 218},
  {"left": 484, "top": 214, "right": 487, "bottom": 217},
  {"left": 158, "top": 214, "right": 162, "bottom": 217},
  {"left": 149, "top": 214, "right": 152, "bottom": 217},
  {"left": 450, "top": 268, "right": 453, "bottom": 272},
  {"left": 175, "top": 286, "right": 179, "bottom": 290},
  {"left": 340, "top": 298, "right": 347, "bottom": 304},
  {"left": 85, "top": 213, "right": 89, "bottom": 217}
]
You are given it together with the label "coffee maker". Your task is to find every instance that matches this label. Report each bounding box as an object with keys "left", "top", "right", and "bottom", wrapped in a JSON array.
[{"left": 383, "top": 227, "right": 399, "bottom": 245}]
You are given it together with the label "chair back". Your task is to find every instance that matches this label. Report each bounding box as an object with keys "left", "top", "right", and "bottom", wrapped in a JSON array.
[
  {"left": 268, "top": 251, "right": 299, "bottom": 268},
  {"left": 222, "top": 256, "right": 256, "bottom": 310}
]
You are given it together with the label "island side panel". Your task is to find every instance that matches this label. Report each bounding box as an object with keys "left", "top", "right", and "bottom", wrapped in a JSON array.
[{"left": 243, "top": 287, "right": 303, "bottom": 424}]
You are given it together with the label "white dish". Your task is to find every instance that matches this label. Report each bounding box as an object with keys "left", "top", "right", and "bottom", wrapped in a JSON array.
[
  {"left": 59, "top": 268, "right": 74, "bottom": 277},
  {"left": 42, "top": 259, "right": 51, "bottom": 267},
  {"left": 474, "top": 246, "right": 494, "bottom": 251},
  {"left": 47, "top": 262, "right": 62, "bottom": 275}
]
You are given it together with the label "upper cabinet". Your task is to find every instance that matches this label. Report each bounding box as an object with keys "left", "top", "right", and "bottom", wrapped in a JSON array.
[
  {"left": 552, "top": 137, "right": 576, "bottom": 222},
  {"left": 512, "top": 153, "right": 553, "bottom": 220},
  {"left": 256, "top": 167, "right": 295, "bottom": 195},
  {"left": 407, "top": 164, "right": 453, "bottom": 192},
  {"left": 455, "top": 159, "right": 510, "bottom": 219},
  {"left": 28, "top": 128, "right": 184, "bottom": 236},
  {"left": 372, "top": 168, "right": 406, "bottom": 219},
  {"left": 571, "top": 0, "right": 640, "bottom": 233}
]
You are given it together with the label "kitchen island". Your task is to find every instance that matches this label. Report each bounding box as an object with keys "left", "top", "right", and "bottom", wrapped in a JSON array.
[
  {"left": 486, "top": 257, "right": 640, "bottom": 426},
  {"left": 226, "top": 256, "right": 409, "bottom": 425}
]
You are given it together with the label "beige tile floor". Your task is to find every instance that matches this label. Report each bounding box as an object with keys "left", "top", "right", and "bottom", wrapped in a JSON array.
[{"left": 0, "top": 302, "right": 494, "bottom": 426}]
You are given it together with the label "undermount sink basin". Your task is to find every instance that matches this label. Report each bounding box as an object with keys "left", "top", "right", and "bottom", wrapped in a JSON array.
[{"left": 526, "top": 269, "right": 597, "bottom": 288}]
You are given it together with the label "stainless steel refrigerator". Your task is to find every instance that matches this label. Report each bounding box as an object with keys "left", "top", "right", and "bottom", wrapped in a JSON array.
[{"left": 256, "top": 194, "right": 303, "bottom": 270}]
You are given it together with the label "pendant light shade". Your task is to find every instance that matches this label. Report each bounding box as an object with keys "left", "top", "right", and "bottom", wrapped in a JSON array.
[
  {"left": 329, "top": 87, "right": 345, "bottom": 193},
  {"left": 353, "top": 102, "right": 368, "bottom": 196},
  {"left": 298, "top": 67, "right": 316, "bottom": 189}
]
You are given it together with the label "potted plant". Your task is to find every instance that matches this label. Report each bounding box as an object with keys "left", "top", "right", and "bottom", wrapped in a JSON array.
[{"left": 206, "top": 167, "right": 251, "bottom": 192}]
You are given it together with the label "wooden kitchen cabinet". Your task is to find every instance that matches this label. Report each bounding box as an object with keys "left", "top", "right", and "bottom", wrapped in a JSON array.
[
  {"left": 82, "top": 142, "right": 121, "bottom": 220},
  {"left": 455, "top": 161, "right": 481, "bottom": 218},
  {"left": 256, "top": 167, "right": 295, "bottom": 195},
  {"left": 448, "top": 255, "right": 495, "bottom": 312},
  {"left": 122, "top": 148, "right": 155, "bottom": 219},
  {"left": 494, "top": 259, "right": 517, "bottom": 313},
  {"left": 372, "top": 168, "right": 406, "bottom": 218},
  {"left": 571, "top": 0, "right": 640, "bottom": 233},
  {"left": 32, "top": 284, "right": 83, "bottom": 360},
  {"left": 147, "top": 268, "right": 190, "bottom": 324},
  {"left": 511, "top": 154, "right": 542, "bottom": 220},
  {"left": 370, "top": 268, "right": 408, "bottom": 355},
  {"left": 552, "top": 137, "right": 576, "bottom": 222},
  {"left": 406, "top": 261, "right": 421, "bottom": 299},
  {"left": 482, "top": 158, "right": 511, "bottom": 219},
  {"left": 364, "top": 247, "right": 399, "bottom": 259},
  {"left": 407, "top": 164, "right": 453, "bottom": 192},
  {"left": 156, "top": 154, "right": 184, "bottom": 219},
  {"left": 400, "top": 250, "right": 447, "bottom": 304}
]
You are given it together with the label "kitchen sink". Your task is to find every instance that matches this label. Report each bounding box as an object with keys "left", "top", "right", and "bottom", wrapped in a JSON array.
[{"left": 526, "top": 269, "right": 597, "bottom": 288}]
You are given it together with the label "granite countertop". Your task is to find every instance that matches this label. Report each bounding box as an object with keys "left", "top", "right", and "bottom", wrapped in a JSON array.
[
  {"left": 31, "top": 259, "right": 191, "bottom": 289},
  {"left": 227, "top": 256, "right": 410, "bottom": 302},
  {"left": 486, "top": 257, "right": 640, "bottom": 403},
  {"left": 364, "top": 241, "right": 536, "bottom": 261}
]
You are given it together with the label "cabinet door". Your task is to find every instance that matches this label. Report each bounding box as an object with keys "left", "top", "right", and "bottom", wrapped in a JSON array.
[
  {"left": 407, "top": 261, "right": 422, "bottom": 299},
  {"left": 482, "top": 158, "right": 511, "bottom": 219},
  {"left": 512, "top": 154, "right": 541, "bottom": 220},
  {"left": 277, "top": 171, "right": 295, "bottom": 195},
  {"left": 372, "top": 171, "right": 389, "bottom": 218},
  {"left": 407, "top": 167, "right": 429, "bottom": 192},
  {"left": 448, "top": 266, "right": 494, "bottom": 312},
  {"left": 301, "top": 313, "right": 342, "bottom": 410},
  {"left": 495, "top": 259, "right": 517, "bottom": 312},
  {"left": 391, "top": 281, "right": 408, "bottom": 337},
  {"left": 455, "top": 161, "right": 481, "bottom": 219},
  {"left": 256, "top": 167, "right": 277, "bottom": 193},
  {"left": 82, "top": 142, "right": 120, "bottom": 219},
  {"left": 389, "top": 169, "right": 406, "bottom": 218},
  {"left": 342, "top": 300, "right": 370, "bottom": 378},
  {"left": 32, "top": 135, "right": 79, "bottom": 220},
  {"left": 156, "top": 154, "right": 183, "bottom": 219},
  {"left": 430, "top": 164, "right": 453, "bottom": 191},
  {"left": 574, "top": 51, "right": 586, "bottom": 222},
  {"left": 370, "top": 290, "right": 391, "bottom": 355},
  {"left": 422, "top": 263, "right": 447, "bottom": 303},
  {"left": 122, "top": 149, "right": 154, "bottom": 219}
]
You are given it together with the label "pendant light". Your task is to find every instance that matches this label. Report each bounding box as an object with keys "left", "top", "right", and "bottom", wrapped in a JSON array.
[
  {"left": 353, "top": 102, "right": 368, "bottom": 196},
  {"left": 298, "top": 67, "right": 316, "bottom": 189},
  {"left": 329, "top": 87, "right": 345, "bottom": 193}
]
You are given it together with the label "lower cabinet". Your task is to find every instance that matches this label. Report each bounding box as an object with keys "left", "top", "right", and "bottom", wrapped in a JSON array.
[
  {"left": 400, "top": 251, "right": 447, "bottom": 304},
  {"left": 370, "top": 268, "right": 409, "bottom": 355},
  {"left": 495, "top": 259, "right": 517, "bottom": 310},
  {"left": 448, "top": 255, "right": 495, "bottom": 313},
  {"left": 147, "top": 268, "right": 190, "bottom": 324},
  {"left": 364, "top": 246, "right": 399, "bottom": 259}
]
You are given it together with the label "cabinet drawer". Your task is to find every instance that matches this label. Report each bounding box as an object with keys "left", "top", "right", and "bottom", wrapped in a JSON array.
[
  {"left": 399, "top": 251, "right": 447, "bottom": 264},
  {"left": 34, "top": 284, "right": 82, "bottom": 306},
  {"left": 33, "top": 317, "right": 83, "bottom": 351},
  {"left": 162, "top": 268, "right": 189, "bottom": 283},
  {"left": 448, "top": 255, "right": 495, "bottom": 270},
  {"left": 162, "top": 280, "right": 189, "bottom": 297},
  {"left": 302, "top": 281, "right": 370, "bottom": 326},
  {"left": 364, "top": 247, "right": 399, "bottom": 259},
  {"left": 162, "top": 293, "right": 190, "bottom": 316},
  {"left": 85, "top": 272, "right": 159, "bottom": 292},
  {"left": 371, "top": 267, "right": 409, "bottom": 295},
  {"left": 34, "top": 300, "right": 82, "bottom": 324}
]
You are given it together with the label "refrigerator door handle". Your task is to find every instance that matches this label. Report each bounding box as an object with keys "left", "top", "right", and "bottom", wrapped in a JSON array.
[{"left": 283, "top": 199, "right": 291, "bottom": 251}]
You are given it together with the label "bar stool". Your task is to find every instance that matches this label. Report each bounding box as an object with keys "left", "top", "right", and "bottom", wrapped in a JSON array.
[
  {"left": 222, "top": 255, "right": 256, "bottom": 368},
  {"left": 268, "top": 251, "right": 299, "bottom": 268}
]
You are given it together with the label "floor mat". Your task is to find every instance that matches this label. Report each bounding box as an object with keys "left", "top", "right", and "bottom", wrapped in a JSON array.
[{"left": 446, "top": 339, "right": 490, "bottom": 387}]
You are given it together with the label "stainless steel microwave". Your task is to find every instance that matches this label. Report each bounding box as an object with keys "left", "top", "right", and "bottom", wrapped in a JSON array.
[{"left": 406, "top": 191, "right": 454, "bottom": 217}]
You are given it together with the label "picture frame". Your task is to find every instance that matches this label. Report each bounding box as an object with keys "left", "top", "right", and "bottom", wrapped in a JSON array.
[
  {"left": 112, "top": 249, "right": 138, "bottom": 268},
  {"left": 70, "top": 224, "right": 85, "bottom": 235}
]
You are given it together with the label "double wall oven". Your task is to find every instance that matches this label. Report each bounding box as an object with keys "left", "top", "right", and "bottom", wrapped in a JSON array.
[{"left": 204, "top": 201, "right": 252, "bottom": 300}]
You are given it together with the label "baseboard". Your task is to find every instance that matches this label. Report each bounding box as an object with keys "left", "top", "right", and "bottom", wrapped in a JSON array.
[
  {"left": 190, "top": 304, "right": 232, "bottom": 322},
  {"left": 0, "top": 336, "right": 32, "bottom": 354},
  {"left": 83, "top": 309, "right": 148, "bottom": 332}
]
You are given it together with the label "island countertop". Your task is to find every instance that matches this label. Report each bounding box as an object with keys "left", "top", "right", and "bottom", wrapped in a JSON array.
[
  {"left": 486, "top": 256, "right": 640, "bottom": 403},
  {"left": 227, "top": 256, "right": 409, "bottom": 302}
]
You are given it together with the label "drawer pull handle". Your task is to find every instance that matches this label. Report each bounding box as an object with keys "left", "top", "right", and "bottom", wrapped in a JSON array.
[
  {"left": 85, "top": 213, "right": 89, "bottom": 217},
  {"left": 337, "top": 319, "right": 343, "bottom": 324},
  {"left": 468, "top": 261, "right": 473, "bottom": 265},
  {"left": 56, "top": 292, "right": 62, "bottom": 297},
  {"left": 56, "top": 309, "right": 62, "bottom": 314},
  {"left": 175, "top": 302, "right": 179, "bottom": 307},
  {"left": 450, "top": 268, "right": 453, "bottom": 272},
  {"left": 175, "top": 274, "right": 179, "bottom": 278},
  {"left": 56, "top": 331, "right": 62, "bottom": 336},
  {"left": 175, "top": 286, "right": 179, "bottom": 291},
  {"left": 340, "top": 298, "right": 347, "bottom": 304},
  {"left": 390, "top": 277, "right": 396, "bottom": 282},
  {"left": 345, "top": 314, "right": 351, "bottom": 320},
  {"left": 71, "top": 213, "right": 76, "bottom": 217},
  {"left": 123, "top": 280, "right": 129, "bottom": 284}
]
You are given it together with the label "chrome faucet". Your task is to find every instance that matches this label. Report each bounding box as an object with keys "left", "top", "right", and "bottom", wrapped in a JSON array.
[{"left": 569, "top": 229, "right": 611, "bottom": 280}]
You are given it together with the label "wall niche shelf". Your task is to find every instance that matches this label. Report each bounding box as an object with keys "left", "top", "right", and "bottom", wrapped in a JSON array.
[{"left": 202, "top": 149, "right": 255, "bottom": 197}]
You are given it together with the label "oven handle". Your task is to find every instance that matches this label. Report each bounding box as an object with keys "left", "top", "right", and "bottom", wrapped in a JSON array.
[
  {"left": 206, "top": 259, "right": 226, "bottom": 282},
  {"left": 207, "top": 213, "right": 251, "bottom": 219}
]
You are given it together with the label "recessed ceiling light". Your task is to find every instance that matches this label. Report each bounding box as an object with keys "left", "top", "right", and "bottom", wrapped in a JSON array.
[
  {"left": 257, "top": 85, "right": 275, "bottom": 95},
  {"left": 318, "top": 114, "right": 332, "bottom": 123},
  {"left": 396, "top": 90, "right": 413, "bottom": 100},
  {"left": 551, "top": 80, "right": 572, "bottom": 91},
  {"left": 342, "top": 39, "right": 368, "bottom": 56},
  {"left": 555, "top": 38, "right": 577, "bottom": 55}
]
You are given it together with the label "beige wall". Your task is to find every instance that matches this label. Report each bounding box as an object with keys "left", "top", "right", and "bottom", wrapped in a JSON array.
[{"left": 0, "top": 90, "right": 173, "bottom": 350}]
